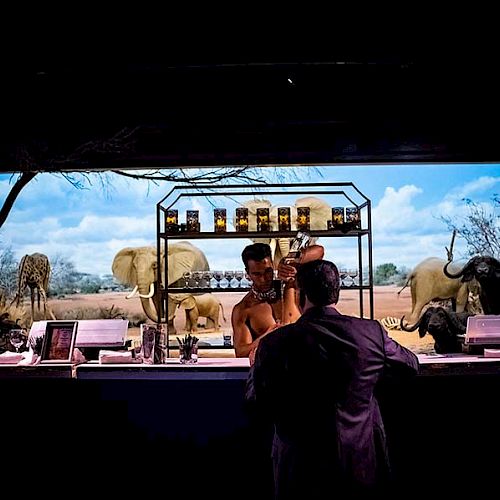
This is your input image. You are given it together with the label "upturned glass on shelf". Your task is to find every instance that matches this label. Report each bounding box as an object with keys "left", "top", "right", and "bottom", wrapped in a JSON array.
[
  {"left": 257, "top": 208, "right": 270, "bottom": 232},
  {"left": 278, "top": 207, "right": 291, "bottom": 232},
  {"left": 296, "top": 207, "right": 310, "bottom": 231},
  {"left": 235, "top": 207, "right": 249, "bottom": 232},
  {"left": 214, "top": 208, "right": 227, "bottom": 233}
]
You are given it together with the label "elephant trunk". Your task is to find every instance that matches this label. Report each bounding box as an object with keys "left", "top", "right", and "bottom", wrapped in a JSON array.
[
  {"left": 138, "top": 282, "right": 155, "bottom": 298},
  {"left": 400, "top": 315, "right": 421, "bottom": 332},
  {"left": 443, "top": 261, "right": 465, "bottom": 279}
]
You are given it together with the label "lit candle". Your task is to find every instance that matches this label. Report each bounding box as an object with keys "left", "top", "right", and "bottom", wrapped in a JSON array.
[
  {"left": 165, "top": 209, "right": 178, "bottom": 233},
  {"left": 214, "top": 208, "right": 227, "bottom": 233},
  {"left": 257, "top": 208, "right": 270, "bottom": 232},
  {"left": 296, "top": 207, "right": 310, "bottom": 231},
  {"left": 235, "top": 208, "right": 249, "bottom": 232},
  {"left": 278, "top": 207, "right": 291, "bottom": 232}
]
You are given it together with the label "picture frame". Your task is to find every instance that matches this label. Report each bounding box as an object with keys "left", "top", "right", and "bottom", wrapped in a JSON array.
[{"left": 40, "top": 321, "right": 78, "bottom": 363}]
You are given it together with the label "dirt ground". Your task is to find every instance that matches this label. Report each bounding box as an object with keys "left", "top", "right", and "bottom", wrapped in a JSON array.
[{"left": 45, "top": 285, "right": 433, "bottom": 355}]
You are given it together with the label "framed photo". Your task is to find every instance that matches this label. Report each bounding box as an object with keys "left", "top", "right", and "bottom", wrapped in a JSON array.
[{"left": 40, "top": 321, "right": 78, "bottom": 363}]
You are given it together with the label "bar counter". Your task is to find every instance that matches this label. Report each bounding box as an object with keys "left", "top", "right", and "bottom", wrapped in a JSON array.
[{"left": 1, "top": 354, "right": 499, "bottom": 499}]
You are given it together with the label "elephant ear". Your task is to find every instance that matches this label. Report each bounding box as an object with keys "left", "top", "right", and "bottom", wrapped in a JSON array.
[
  {"left": 242, "top": 199, "right": 272, "bottom": 244},
  {"left": 180, "top": 296, "right": 197, "bottom": 310},
  {"left": 295, "top": 196, "right": 332, "bottom": 230},
  {"left": 112, "top": 247, "right": 138, "bottom": 286},
  {"left": 168, "top": 242, "right": 207, "bottom": 285}
]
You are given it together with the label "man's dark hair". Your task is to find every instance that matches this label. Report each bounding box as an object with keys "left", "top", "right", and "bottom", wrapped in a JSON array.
[
  {"left": 241, "top": 243, "right": 272, "bottom": 269},
  {"left": 296, "top": 259, "right": 340, "bottom": 306}
]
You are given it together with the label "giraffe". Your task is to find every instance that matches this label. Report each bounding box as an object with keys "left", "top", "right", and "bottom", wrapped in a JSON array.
[{"left": 10, "top": 253, "right": 56, "bottom": 323}]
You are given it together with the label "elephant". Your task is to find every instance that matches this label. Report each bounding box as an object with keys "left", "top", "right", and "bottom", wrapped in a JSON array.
[
  {"left": 398, "top": 257, "right": 471, "bottom": 327},
  {"left": 111, "top": 242, "right": 210, "bottom": 329},
  {"left": 240, "top": 196, "right": 331, "bottom": 267},
  {"left": 170, "top": 293, "right": 227, "bottom": 333},
  {"left": 444, "top": 256, "right": 500, "bottom": 315}
]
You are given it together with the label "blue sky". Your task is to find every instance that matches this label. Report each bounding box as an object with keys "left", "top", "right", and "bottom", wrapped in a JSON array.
[{"left": 0, "top": 164, "right": 499, "bottom": 276}]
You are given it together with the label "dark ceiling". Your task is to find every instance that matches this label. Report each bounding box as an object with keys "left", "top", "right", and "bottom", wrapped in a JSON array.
[{"left": 1, "top": 29, "right": 499, "bottom": 171}]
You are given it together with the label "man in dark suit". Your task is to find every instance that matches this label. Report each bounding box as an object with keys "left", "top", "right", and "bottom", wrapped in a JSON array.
[{"left": 247, "top": 260, "right": 419, "bottom": 499}]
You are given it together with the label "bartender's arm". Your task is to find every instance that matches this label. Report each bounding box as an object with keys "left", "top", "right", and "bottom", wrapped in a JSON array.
[
  {"left": 231, "top": 304, "right": 263, "bottom": 358},
  {"left": 278, "top": 244, "right": 325, "bottom": 324}
]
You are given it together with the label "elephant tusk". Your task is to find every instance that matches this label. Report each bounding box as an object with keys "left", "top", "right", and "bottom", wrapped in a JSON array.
[
  {"left": 126, "top": 285, "right": 139, "bottom": 299},
  {"left": 138, "top": 282, "right": 155, "bottom": 298}
]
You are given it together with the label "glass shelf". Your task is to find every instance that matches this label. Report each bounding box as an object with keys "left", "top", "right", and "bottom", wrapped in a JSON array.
[{"left": 160, "top": 229, "right": 369, "bottom": 239}]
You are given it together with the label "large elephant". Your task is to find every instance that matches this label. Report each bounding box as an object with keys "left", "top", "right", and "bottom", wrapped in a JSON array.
[
  {"left": 399, "top": 257, "right": 471, "bottom": 327},
  {"left": 170, "top": 293, "right": 226, "bottom": 333},
  {"left": 112, "top": 242, "right": 210, "bottom": 325},
  {"left": 240, "top": 196, "right": 331, "bottom": 266}
]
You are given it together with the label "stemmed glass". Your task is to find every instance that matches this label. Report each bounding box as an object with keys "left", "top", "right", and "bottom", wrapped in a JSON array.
[
  {"left": 9, "top": 329, "right": 25, "bottom": 353},
  {"left": 240, "top": 272, "right": 251, "bottom": 288},
  {"left": 188, "top": 271, "right": 200, "bottom": 288},
  {"left": 348, "top": 268, "right": 359, "bottom": 287},
  {"left": 234, "top": 271, "right": 244, "bottom": 288},
  {"left": 182, "top": 271, "right": 191, "bottom": 288},
  {"left": 339, "top": 268, "right": 349, "bottom": 287},
  {"left": 219, "top": 272, "right": 229, "bottom": 289},
  {"left": 198, "top": 271, "right": 211, "bottom": 289},
  {"left": 228, "top": 271, "right": 240, "bottom": 288}
]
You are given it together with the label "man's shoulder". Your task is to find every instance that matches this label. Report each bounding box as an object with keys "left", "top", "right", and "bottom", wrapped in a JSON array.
[{"left": 311, "top": 310, "right": 382, "bottom": 332}]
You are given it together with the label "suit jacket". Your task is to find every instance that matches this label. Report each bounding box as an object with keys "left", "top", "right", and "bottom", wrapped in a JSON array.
[{"left": 247, "top": 306, "right": 419, "bottom": 499}]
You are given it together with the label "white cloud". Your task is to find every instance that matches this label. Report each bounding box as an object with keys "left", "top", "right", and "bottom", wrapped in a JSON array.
[
  {"left": 445, "top": 176, "right": 500, "bottom": 200},
  {"left": 372, "top": 185, "right": 423, "bottom": 234},
  {"left": 1, "top": 171, "right": 498, "bottom": 277}
]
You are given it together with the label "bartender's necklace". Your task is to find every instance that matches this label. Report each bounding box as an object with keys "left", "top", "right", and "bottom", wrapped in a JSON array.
[{"left": 251, "top": 286, "right": 277, "bottom": 303}]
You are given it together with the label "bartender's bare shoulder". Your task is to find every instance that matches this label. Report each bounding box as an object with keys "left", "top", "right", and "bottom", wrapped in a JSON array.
[
  {"left": 234, "top": 292, "right": 259, "bottom": 312},
  {"left": 233, "top": 293, "right": 276, "bottom": 325}
]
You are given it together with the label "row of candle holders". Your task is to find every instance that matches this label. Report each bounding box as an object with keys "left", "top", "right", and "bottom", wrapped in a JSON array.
[
  {"left": 176, "top": 269, "right": 361, "bottom": 288},
  {"left": 165, "top": 206, "right": 361, "bottom": 233}
]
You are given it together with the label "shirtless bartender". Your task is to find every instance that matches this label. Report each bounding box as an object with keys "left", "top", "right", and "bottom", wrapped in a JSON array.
[{"left": 231, "top": 242, "right": 324, "bottom": 358}]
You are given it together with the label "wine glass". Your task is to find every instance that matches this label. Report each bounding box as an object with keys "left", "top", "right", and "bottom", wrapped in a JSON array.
[
  {"left": 339, "top": 268, "right": 349, "bottom": 287},
  {"left": 348, "top": 268, "right": 359, "bottom": 287},
  {"left": 182, "top": 271, "right": 191, "bottom": 288},
  {"left": 234, "top": 271, "right": 244, "bottom": 287},
  {"left": 9, "top": 329, "right": 25, "bottom": 353},
  {"left": 198, "top": 271, "right": 211, "bottom": 289}
]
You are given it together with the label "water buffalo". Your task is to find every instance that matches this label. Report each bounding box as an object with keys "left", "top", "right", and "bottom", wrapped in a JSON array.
[
  {"left": 444, "top": 256, "right": 500, "bottom": 315},
  {"left": 401, "top": 306, "right": 470, "bottom": 354}
]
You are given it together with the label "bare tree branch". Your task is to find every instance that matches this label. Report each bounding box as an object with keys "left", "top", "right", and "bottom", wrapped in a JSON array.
[
  {"left": 440, "top": 197, "right": 500, "bottom": 258},
  {"left": 0, "top": 172, "right": 38, "bottom": 228},
  {"left": 1, "top": 127, "right": 320, "bottom": 231}
]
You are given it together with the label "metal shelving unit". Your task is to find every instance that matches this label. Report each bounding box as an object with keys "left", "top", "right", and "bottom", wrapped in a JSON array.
[{"left": 156, "top": 182, "right": 374, "bottom": 330}]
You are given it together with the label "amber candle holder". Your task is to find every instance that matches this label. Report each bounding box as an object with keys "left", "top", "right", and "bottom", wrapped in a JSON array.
[
  {"left": 296, "top": 207, "right": 310, "bottom": 231},
  {"left": 257, "top": 208, "right": 270, "bottom": 232},
  {"left": 186, "top": 210, "right": 200, "bottom": 232},
  {"left": 235, "top": 207, "right": 249, "bottom": 232},
  {"left": 165, "top": 209, "right": 178, "bottom": 233},
  {"left": 345, "top": 206, "right": 361, "bottom": 230},
  {"left": 214, "top": 208, "right": 227, "bottom": 233},
  {"left": 278, "top": 207, "right": 291, "bottom": 232}
]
